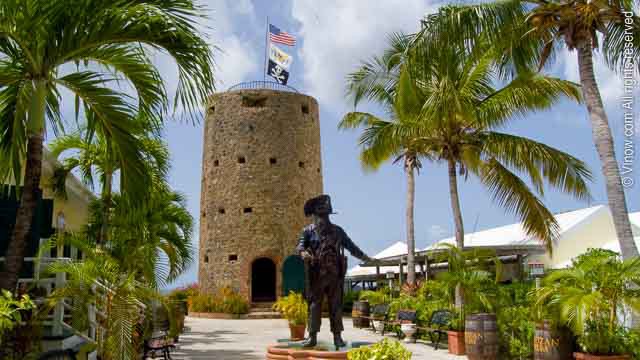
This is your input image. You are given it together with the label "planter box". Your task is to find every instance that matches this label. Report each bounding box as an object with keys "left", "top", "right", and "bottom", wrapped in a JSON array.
[
  {"left": 188, "top": 312, "right": 247, "bottom": 319},
  {"left": 447, "top": 330, "right": 465, "bottom": 355},
  {"left": 574, "top": 353, "right": 631, "bottom": 360}
]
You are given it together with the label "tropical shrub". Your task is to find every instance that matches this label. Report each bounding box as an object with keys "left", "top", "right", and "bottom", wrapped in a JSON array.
[
  {"left": 342, "top": 290, "right": 360, "bottom": 312},
  {"left": 272, "top": 292, "right": 308, "bottom": 326},
  {"left": 536, "top": 248, "right": 640, "bottom": 355},
  {"left": 359, "top": 289, "right": 389, "bottom": 307},
  {"left": 347, "top": 338, "right": 412, "bottom": 360},
  {"left": 0, "top": 290, "right": 35, "bottom": 339},
  {"left": 497, "top": 306, "right": 535, "bottom": 360},
  {"left": 188, "top": 287, "right": 249, "bottom": 315},
  {"left": 0, "top": 290, "right": 40, "bottom": 359}
]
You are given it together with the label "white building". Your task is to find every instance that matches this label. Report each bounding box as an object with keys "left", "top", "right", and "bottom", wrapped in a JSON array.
[{"left": 346, "top": 205, "right": 640, "bottom": 282}]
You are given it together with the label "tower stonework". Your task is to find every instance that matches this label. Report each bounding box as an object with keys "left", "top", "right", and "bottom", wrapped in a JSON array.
[{"left": 198, "top": 88, "right": 323, "bottom": 303}]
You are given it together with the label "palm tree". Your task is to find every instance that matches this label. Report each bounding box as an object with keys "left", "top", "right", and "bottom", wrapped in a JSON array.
[
  {"left": 536, "top": 248, "right": 640, "bottom": 354},
  {"left": 49, "top": 125, "right": 169, "bottom": 245},
  {"left": 417, "top": 0, "right": 640, "bottom": 260},
  {"left": 99, "top": 185, "right": 194, "bottom": 288},
  {"left": 45, "top": 233, "right": 158, "bottom": 360},
  {"left": 341, "top": 34, "right": 422, "bottom": 285},
  {"left": 436, "top": 244, "right": 502, "bottom": 323},
  {"left": 0, "top": 0, "right": 215, "bottom": 289}
]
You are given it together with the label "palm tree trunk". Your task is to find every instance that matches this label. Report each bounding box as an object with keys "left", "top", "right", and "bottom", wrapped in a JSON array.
[
  {"left": 577, "top": 44, "right": 638, "bottom": 260},
  {"left": 405, "top": 156, "right": 416, "bottom": 285},
  {"left": 98, "top": 171, "right": 113, "bottom": 245},
  {"left": 0, "top": 80, "right": 47, "bottom": 291},
  {"left": 448, "top": 158, "right": 465, "bottom": 307}
]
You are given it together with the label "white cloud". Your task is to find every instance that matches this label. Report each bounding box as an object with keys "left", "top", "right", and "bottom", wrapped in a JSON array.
[
  {"left": 214, "top": 36, "right": 259, "bottom": 88},
  {"left": 291, "top": 0, "right": 437, "bottom": 113}
]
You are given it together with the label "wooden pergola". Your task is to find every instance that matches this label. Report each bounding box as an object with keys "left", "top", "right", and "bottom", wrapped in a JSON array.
[{"left": 347, "top": 244, "right": 546, "bottom": 287}]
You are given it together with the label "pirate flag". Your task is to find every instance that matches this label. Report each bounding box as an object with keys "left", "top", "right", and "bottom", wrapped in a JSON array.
[{"left": 268, "top": 43, "right": 292, "bottom": 85}]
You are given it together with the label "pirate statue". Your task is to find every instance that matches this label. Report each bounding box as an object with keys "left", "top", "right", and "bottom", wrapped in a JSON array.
[{"left": 297, "top": 195, "right": 372, "bottom": 348}]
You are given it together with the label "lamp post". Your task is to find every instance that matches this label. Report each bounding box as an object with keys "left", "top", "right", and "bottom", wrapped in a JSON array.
[{"left": 386, "top": 271, "right": 395, "bottom": 292}]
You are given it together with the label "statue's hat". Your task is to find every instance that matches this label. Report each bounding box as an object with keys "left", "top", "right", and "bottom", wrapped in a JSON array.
[{"left": 304, "top": 194, "right": 336, "bottom": 217}]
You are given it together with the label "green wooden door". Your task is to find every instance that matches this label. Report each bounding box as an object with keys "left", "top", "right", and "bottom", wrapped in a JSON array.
[{"left": 282, "top": 255, "right": 305, "bottom": 296}]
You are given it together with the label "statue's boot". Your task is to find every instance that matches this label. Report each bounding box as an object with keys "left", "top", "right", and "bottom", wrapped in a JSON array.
[
  {"left": 333, "top": 332, "right": 346, "bottom": 348},
  {"left": 302, "top": 332, "right": 317, "bottom": 348}
]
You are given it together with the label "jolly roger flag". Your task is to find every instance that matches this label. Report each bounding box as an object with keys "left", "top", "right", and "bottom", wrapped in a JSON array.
[{"left": 267, "top": 59, "right": 289, "bottom": 85}]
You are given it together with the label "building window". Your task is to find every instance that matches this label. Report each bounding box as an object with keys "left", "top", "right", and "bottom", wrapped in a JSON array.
[
  {"left": 213, "top": 160, "right": 219, "bottom": 167},
  {"left": 218, "top": 208, "right": 225, "bottom": 214},
  {"left": 228, "top": 254, "right": 238, "bottom": 262},
  {"left": 208, "top": 105, "right": 215, "bottom": 114},
  {"left": 204, "top": 255, "right": 209, "bottom": 263},
  {"left": 269, "top": 157, "right": 277, "bottom": 165},
  {"left": 243, "top": 207, "right": 253, "bottom": 213},
  {"left": 242, "top": 96, "right": 267, "bottom": 107},
  {"left": 238, "top": 156, "right": 246, "bottom": 164},
  {"left": 301, "top": 104, "right": 310, "bottom": 114},
  {"left": 298, "top": 161, "right": 305, "bottom": 169}
]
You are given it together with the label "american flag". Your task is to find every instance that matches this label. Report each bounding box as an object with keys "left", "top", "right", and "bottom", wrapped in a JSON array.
[{"left": 269, "top": 24, "right": 296, "bottom": 46}]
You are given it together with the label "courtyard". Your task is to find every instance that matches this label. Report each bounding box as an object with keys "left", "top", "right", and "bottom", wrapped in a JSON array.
[{"left": 173, "top": 316, "right": 458, "bottom": 359}]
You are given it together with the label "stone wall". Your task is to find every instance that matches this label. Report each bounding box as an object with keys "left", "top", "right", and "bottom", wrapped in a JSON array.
[{"left": 198, "top": 89, "right": 323, "bottom": 302}]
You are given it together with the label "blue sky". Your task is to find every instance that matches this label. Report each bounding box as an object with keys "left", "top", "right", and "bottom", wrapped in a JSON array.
[{"left": 104, "top": 0, "right": 640, "bottom": 288}]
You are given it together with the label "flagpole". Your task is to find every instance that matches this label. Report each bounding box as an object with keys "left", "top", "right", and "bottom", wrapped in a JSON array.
[{"left": 263, "top": 16, "right": 269, "bottom": 82}]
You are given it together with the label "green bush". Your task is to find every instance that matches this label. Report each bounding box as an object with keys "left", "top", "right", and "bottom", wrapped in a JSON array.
[
  {"left": 187, "top": 287, "right": 249, "bottom": 315},
  {"left": 347, "top": 338, "right": 412, "bottom": 360},
  {"left": 497, "top": 306, "right": 534, "bottom": 359},
  {"left": 342, "top": 290, "right": 360, "bottom": 312}
]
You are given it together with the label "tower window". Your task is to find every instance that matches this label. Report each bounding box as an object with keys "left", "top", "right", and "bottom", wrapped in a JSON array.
[
  {"left": 213, "top": 160, "right": 219, "bottom": 167},
  {"left": 208, "top": 105, "right": 215, "bottom": 114},
  {"left": 243, "top": 207, "right": 253, "bottom": 213},
  {"left": 301, "top": 104, "right": 310, "bottom": 114},
  {"left": 238, "top": 156, "right": 246, "bottom": 164},
  {"left": 218, "top": 208, "right": 225, "bottom": 214},
  {"left": 298, "top": 161, "right": 305, "bottom": 168},
  {"left": 204, "top": 255, "right": 209, "bottom": 263},
  {"left": 269, "top": 157, "right": 277, "bottom": 165},
  {"left": 228, "top": 254, "right": 238, "bottom": 262},
  {"left": 242, "top": 96, "right": 267, "bottom": 107}
]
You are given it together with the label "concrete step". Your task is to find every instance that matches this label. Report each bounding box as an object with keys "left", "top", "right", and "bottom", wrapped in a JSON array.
[
  {"left": 250, "top": 302, "right": 275, "bottom": 312},
  {"left": 247, "top": 311, "right": 282, "bottom": 319}
]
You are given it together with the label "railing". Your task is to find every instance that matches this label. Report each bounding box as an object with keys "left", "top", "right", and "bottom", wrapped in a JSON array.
[{"left": 227, "top": 80, "right": 299, "bottom": 93}]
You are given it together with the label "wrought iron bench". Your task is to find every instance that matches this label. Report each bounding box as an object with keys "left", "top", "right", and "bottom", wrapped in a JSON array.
[
  {"left": 416, "top": 309, "right": 452, "bottom": 350},
  {"left": 360, "top": 304, "right": 390, "bottom": 333}
]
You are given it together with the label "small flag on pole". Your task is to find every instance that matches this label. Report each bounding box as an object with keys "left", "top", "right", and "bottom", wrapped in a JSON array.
[
  {"left": 267, "top": 44, "right": 292, "bottom": 85},
  {"left": 269, "top": 24, "right": 296, "bottom": 46}
]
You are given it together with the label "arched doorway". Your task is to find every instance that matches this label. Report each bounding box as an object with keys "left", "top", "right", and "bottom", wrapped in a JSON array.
[
  {"left": 251, "top": 257, "right": 276, "bottom": 302},
  {"left": 282, "top": 255, "right": 305, "bottom": 296}
]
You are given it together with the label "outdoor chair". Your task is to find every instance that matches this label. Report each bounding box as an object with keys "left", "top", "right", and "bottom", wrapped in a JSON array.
[{"left": 416, "top": 309, "right": 451, "bottom": 350}]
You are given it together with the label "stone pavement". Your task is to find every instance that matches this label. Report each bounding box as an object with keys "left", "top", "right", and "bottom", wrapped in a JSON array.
[{"left": 173, "top": 316, "right": 459, "bottom": 359}]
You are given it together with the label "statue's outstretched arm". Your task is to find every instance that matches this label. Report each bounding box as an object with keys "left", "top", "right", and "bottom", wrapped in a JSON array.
[{"left": 340, "top": 228, "right": 371, "bottom": 262}]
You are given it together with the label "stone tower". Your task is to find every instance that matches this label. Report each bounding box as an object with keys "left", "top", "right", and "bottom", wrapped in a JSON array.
[{"left": 198, "top": 86, "right": 323, "bottom": 303}]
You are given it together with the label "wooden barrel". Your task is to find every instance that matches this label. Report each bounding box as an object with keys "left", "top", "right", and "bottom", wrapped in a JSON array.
[
  {"left": 351, "top": 301, "right": 370, "bottom": 328},
  {"left": 534, "top": 321, "right": 573, "bottom": 360},
  {"left": 465, "top": 313, "right": 498, "bottom": 360}
]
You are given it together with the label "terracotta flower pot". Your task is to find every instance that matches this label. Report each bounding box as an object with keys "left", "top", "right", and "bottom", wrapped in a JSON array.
[
  {"left": 573, "top": 353, "right": 631, "bottom": 360},
  {"left": 289, "top": 323, "right": 306, "bottom": 341},
  {"left": 447, "top": 330, "right": 465, "bottom": 355}
]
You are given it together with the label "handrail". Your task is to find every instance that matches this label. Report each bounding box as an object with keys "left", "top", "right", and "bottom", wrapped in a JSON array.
[{"left": 227, "top": 80, "right": 299, "bottom": 93}]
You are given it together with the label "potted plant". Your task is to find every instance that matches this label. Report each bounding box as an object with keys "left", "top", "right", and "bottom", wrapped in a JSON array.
[
  {"left": 536, "top": 249, "right": 640, "bottom": 360},
  {"left": 359, "top": 289, "right": 389, "bottom": 334},
  {"left": 446, "top": 309, "right": 466, "bottom": 355},
  {"left": 436, "top": 245, "right": 501, "bottom": 356},
  {"left": 272, "top": 292, "right": 308, "bottom": 341}
]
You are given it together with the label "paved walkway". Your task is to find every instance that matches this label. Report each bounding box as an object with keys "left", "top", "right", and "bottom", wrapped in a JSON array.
[{"left": 173, "top": 316, "right": 459, "bottom": 359}]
